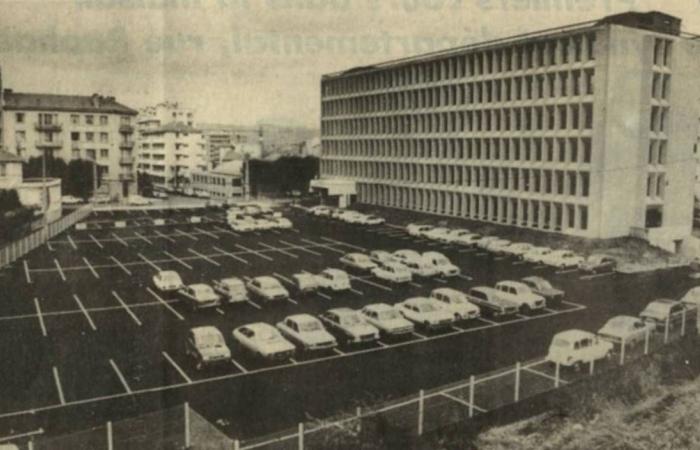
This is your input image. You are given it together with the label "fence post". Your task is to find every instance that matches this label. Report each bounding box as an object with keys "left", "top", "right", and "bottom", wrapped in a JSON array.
[
  {"left": 356, "top": 406, "right": 362, "bottom": 433},
  {"left": 417, "top": 389, "right": 424, "bottom": 436},
  {"left": 664, "top": 315, "right": 670, "bottom": 344},
  {"left": 233, "top": 439, "right": 240, "bottom": 450},
  {"left": 644, "top": 326, "right": 651, "bottom": 355},
  {"left": 184, "top": 402, "right": 191, "bottom": 448},
  {"left": 107, "top": 420, "right": 113, "bottom": 450},
  {"left": 468, "top": 375, "right": 475, "bottom": 418},
  {"left": 619, "top": 338, "right": 626, "bottom": 366},
  {"left": 554, "top": 362, "right": 560, "bottom": 388},
  {"left": 28, "top": 440, "right": 34, "bottom": 450},
  {"left": 514, "top": 362, "right": 521, "bottom": 402},
  {"left": 589, "top": 358, "right": 595, "bottom": 376},
  {"left": 298, "top": 422, "right": 304, "bottom": 450},
  {"left": 681, "top": 308, "right": 687, "bottom": 337}
]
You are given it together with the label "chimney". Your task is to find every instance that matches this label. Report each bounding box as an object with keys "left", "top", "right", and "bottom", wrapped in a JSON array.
[{"left": 91, "top": 93, "right": 100, "bottom": 108}]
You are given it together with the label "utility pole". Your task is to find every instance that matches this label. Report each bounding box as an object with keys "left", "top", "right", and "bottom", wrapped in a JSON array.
[{"left": 244, "top": 153, "right": 250, "bottom": 201}]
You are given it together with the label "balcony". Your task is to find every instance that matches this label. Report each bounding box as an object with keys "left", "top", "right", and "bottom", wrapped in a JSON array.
[
  {"left": 119, "top": 124, "right": 135, "bottom": 133},
  {"left": 119, "top": 140, "right": 135, "bottom": 149},
  {"left": 34, "top": 122, "right": 62, "bottom": 132},
  {"left": 120, "top": 155, "right": 135, "bottom": 165},
  {"left": 36, "top": 138, "right": 63, "bottom": 148}
]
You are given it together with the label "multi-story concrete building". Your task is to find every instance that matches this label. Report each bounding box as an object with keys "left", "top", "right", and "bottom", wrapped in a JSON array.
[
  {"left": 191, "top": 160, "right": 245, "bottom": 200},
  {"left": 316, "top": 11, "right": 700, "bottom": 248},
  {"left": 0, "top": 85, "right": 137, "bottom": 200}
]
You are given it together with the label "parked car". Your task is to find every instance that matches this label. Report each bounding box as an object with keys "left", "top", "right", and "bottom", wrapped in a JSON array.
[
  {"left": 292, "top": 272, "right": 319, "bottom": 294},
  {"left": 254, "top": 218, "right": 277, "bottom": 230},
  {"left": 430, "top": 288, "right": 480, "bottom": 320},
  {"left": 229, "top": 220, "right": 257, "bottom": 232},
  {"left": 243, "top": 204, "right": 262, "bottom": 215},
  {"left": 546, "top": 329, "right": 613, "bottom": 369},
  {"left": 185, "top": 326, "right": 231, "bottom": 370},
  {"left": 339, "top": 253, "right": 378, "bottom": 272},
  {"left": 501, "top": 242, "right": 534, "bottom": 258},
  {"left": 639, "top": 299, "right": 687, "bottom": 331},
  {"left": 89, "top": 194, "right": 111, "bottom": 204},
  {"left": 541, "top": 250, "right": 584, "bottom": 269},
  {"left": 393, "top": 249, "right": 423, "bottom": 262},
  {"left": 369, "top": 250, "right": 396, "bottom": 265},
  {"left": 309, "top": 205, "right": 332, "bottom": 216},
  {"left": 153, "top": 270, "right": 184, "bottom": 292},
  {"left": 269, "top": 217, "right": 293, "bottom": 229},
  {"left": 466, "top": 287, "right": 519, "bottom": 317},
  {"left": 362, "top": 215, "right": 386, "bottom": 225},
  {"left": 406, "top": 223, "right": 433, "bottom": 237},
  {"left": 360, "top": 303, "right": 415, "bottom": 336},
  {"left": 394, "top": 250, "right": 440, "bottom": 278},
  {"left": 454, "top": 233, "right": 483, "bottom": 247},
  {"left": 476, "top": 236, "right": 500, "bottom": 250},
  {"left": 423, "top": 227, "right": 453, "bottom": 242},
  {"left": 597, "top": 315, "right": 655, "bottom": 345},
  {"left": 127, "top": 195, "right": 151, "bottom": 206},
  {"left": 315, "top": 268, "right": 352, "bottom": 291},
  {"left": 276, "top": 314, "right": 337, "bottom": 351},
  {"left": 213, "top": 277, "right": 248, "bottom": 303},
  {"left": 395, "top": 297, "right": 455, "bottom": 330},
  {"left": 246, "top": 276, "right": 290, "bottom": 302},
  {"left": 422, "top": 251, "right": 460, "bottom": 277},
  {"left": 494, "top": 281, "right": 546, "bottom": 313},
  {"left": 61, "top": 195, "right": 83, "bottom": 205},
  {"left": 178, "top": 284, "right": 221, "bottom": 310},
  {"left": 484, "top": 239, "right": 512, "bottom": 254},
  {"left": 232, "top": 322, "right": 296, "bottom": 361},
  {"left": 371, "top": 262, "right": 412, "bottom": 284},
  {"left": 579, "top": 254, "right": 618, "bottom": 274},
  {"left": 521, "top": 276, "right": 564, "bottom": 307},
  {"left": 444, "top": 228, "right": 472, "bottom": 243},
  {"left": 319, "top": 308, "right": 380, "bottom": 344},
  {"left": 522, "top": 246, "right": 553, "bottom": 264},
  {"left": 152, "top": 191, "right": 168, "bottom": 199}
]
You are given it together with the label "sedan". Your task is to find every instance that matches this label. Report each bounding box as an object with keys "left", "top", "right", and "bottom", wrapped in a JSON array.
[
  {"left": 395, "top": 297, "right": 455, "bottom": 330},
  {"left": 422, "top": 251, "right": 460, "bottom": 277},
  {"left": 246, "top": 276, "right": 290, "bottom": 302},
  {"left": 178, "top": 284, "right": 221, "bottom": 310},
  {"left": 598, "top": 315, "right": 655, "bottom": 345},
  {"left": 339, "top": 253, "right": 378, "bottom": 272},
  {"left": 276, "top": 314, "right": 338, "bottom": 351},
  {"left": 484, "top": 239, "right": 512, "bottom": 254},
  {"left": 269, "top": 217, "right": 293, "bottom": 229},
  {"left": 406, "top": 223, "right": 433, "bottom": 237},
  {"left": 213, "top": 277, "right": 248, "bottom": 303},
  {"left": 360, "top": 303, "right": 415, "bottom": 336},
  {"left": 579, "top": 254, "right": 618, "bottom": 274},
  {"left": 522, "top": 246, "right": 553, "bottom": 264},
  {"left": 371, "top": 262, "right": 412, "bottom": 284},
  {"left": 232, "top": 322, "right": 296, "bottom": 361},
  {"left": 186, "top": 326, "right": 231, "bottom": 370},
  {"left": 423, "top": 227, "right": 453, "bottom": 242},
  {"left": 153, "top": 270, "right": 184, "bottom": 292},
  {"left": 501, "top": 242, "right": 534, "bottom": 258},
  {"left": 443, "top": 228, "right": 472, "bottom": 243},
  {"left": 127, "top": 195, "right": 151, "bottom": 206},
  {"left": 230, "top": 220, "right": 257, "bottom": 232},
  {"left": 521, "top": 276, "right": 564, "bottom": 306},
  {"left": 319, "top": 308, "right": 380, "bottom": 344},
  {"left": 369, "top": 250, "right": 396, "bottom": 265},
  {"left": 430, "top": 288, "right": 480, "bottom": 321},
  {"left": 541, "top": 250, "right": 584, "bottom": 269},
  {"left": 61, "top": 195, "right": 83, "bottom": 205}
]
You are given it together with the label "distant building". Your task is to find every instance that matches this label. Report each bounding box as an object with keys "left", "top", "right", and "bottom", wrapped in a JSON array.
[
  {"left": 191, "top": 160, "right": 245, "bottom": 200},
  {"left": 0, "top": 150, "right": 62, "bottom": 221},
  {"left": 200, "top": 124, "right": 262, "bottom": 167},
  {"left": 137, "top": 101, "right": 194, "bottom": 130}
]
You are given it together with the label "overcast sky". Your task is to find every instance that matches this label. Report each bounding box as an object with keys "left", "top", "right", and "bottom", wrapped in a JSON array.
[{"left": 0, "top": 0, "right": 697, "bottom": 128}]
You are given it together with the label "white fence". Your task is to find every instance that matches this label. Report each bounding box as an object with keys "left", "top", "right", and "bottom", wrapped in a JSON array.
[{"left": 0, "top": 204, "right": 93, "bottom": 269}]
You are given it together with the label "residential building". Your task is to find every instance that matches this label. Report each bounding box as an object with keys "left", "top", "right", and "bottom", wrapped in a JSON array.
[
  {"left": 191, "top": 160, "right": 245, "bottom": 200},
  {"left": 316, "top": 11, "right": 700, "bottom": 249},
  {"left": 137, "top": 101, "right": 194, "bottom": 130},
  {"left": 200, "top": 124, "right": 262, "bottom": 167},
  {"left": 0, "top": 85, "right": 137, "bottom": 200}
]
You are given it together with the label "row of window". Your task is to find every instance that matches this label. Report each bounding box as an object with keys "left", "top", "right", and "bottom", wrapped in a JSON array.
[
  {"left": 322, "top": 137, "right": 593, "bottom": 164},
  {"left": 16, "top": 112, "right": 132, "bottom": 126},
  {"left": 192, "top": 173, "right": 243, "bottom": 187},
  {"left": 70, "top": 148, "right": 110, "bottom": 160},
  {"left": 322, "top": 103, "right": 595, "bottom": 136},
  {"left": 322, "top": 69, "right": 595, "bottom": 116},
  {"left": 323, "top": 33, "right": 598, "bottom": 97},
  {"left": 357, "top": 183, "right": 589, "bottom": 231}
]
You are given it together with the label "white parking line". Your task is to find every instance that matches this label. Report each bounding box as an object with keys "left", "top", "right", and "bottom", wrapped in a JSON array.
[
  {"left": 258, "top": 241, "right": 299, "bottom": 258},
  {"left": 54, "top": 259, "right": 66, "bottom": 282},
  {"left": 137, "top": 253, "right": 162, "bottom": 272},
  {"left": 147, "top": 287, "right": 185, "bottom": 320},
  {"left": 53, "top": 367, "right": 66, "bottom": 405},
  {"left": 441, "top": 392, "right": 487, "bottom": 412},
  {"left": 134, "top": 231, "right": 153, "bottom": 245},
  {"left": 89, "top": 234, "right": 104, "bottom": 249},
  {"left": 412, "top": 331, "right": 428, "bottom": 339},
  {"left": 555, "top": 268, "right": 579, "bottom": 274},
  {"left": 110, "top": 256, "right": 132, "bottom": 276},
  {"left": 287, "top": 297, "right": 298, "bottom": 305},
  {"left": 164, "top": 251, "right": 193, "bottom": 270},
  {"left": 349, "top": 288, "right": 364, "bottom": 296},
  {"left": 67, "top": 234, "right": 78, "bottom": 250},
  {"left": 176, "top": 229, "right": 198, "bottom": 241},
  {"left": 235, "top": 244, "right": 274, "bottom": 261},
  {"left": 511, "top": 260, "right": 528, "bottom": 266},
  {"left": 408, "top": 281, "right": 422, "bottom": 288},
  {"left": 523, "top": 366, "right": 568, "bottom": 384},
  {"left": 82, "top": 257, "right": 100, "bottom": 279},
  {"left": 162, "top": 351, "right": 192, "bottom": 384},
  {"left": 216, "top": 308, "right": 225, "bottom": 315},
  {"left": 477, "top": 317, "right": 499, "bottom": 325},
  {"left": 24, "top": 260, "right": 31, "bottom": 284},
  {"left": 278, "top": 240, "right": 323, "bottom": 256},
  {"left": 434, "top": 277, "right": 448, "bottom": 283},
  {"left": 109, "top": 359, "right": 133, "bottom": 394},
  {"left": 214, "top": 225, "right": 240, "bottom": 237},
  {"left": 317, "top": 291, "right": 332, "bottom": 300},
  {"left": 456, "top": 274, "right": 472, "bottom": 281},
  {"left": 580, "top": 272, "right": 615, "bottom": 281},
  {"left": 246, "top": 299, "right": 262, "bottom": 310},
  {"left": 212, "top": 246, "right": 250, "bottom": 265},
  {"left": 188, "top": 248, "right": 220, "bottom": 266},
  {"left": 320, "top": 236, "right": 367, "bottom": 252},
  {"left": 111, "top": 291, "right": 142, "bottom": 326},
  {"left": 377, "top": 340, "right": 388, "bottom": 348},
  {"left": 273, "top": 273, "right": 294, "bottom": 285},
  {"left": 333, "top": 348, "right": 344, "bottom": 356},
  {"left": 458, "top": 248, "right": 477, "bottom": 253},
  {"left": 47, "top": 240, "right": 55, "bottom": 251},
  {"left": 194, "top": 227, "right": 219, "bottom": 239},
  {"left": 153, "top": 229, "right": 176, "bottom": 243},
  {"left": 300, "top": 238, "right": 344, "bottom": 254},
  {"left": 350, "top": 276, "right": 392, "bottom": 292},
  {"left": 231, "top": 358, "right": 249, "bottom": 373},
  {"left": 112, "top": 232, "right": 129, "bottom": 247},
  {"left": 72, "top": 294, "right": 97, "bottom": 331},
  {"left": 34, "top": 298, "right": 47, "bottom": 337}
]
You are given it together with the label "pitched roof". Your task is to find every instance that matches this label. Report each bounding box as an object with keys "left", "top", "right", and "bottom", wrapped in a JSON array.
[
  {"left": 0, "top": 150, "right": 23, "bottom": 163},
  {"left": 2, "top": 91, "right": 137, "bottom": 115},
  {"left": 141, "top": 121, "right": 200, "bottom": 134}
]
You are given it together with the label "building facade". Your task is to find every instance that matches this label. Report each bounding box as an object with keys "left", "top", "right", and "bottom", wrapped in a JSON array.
[
  {"left": 318, "top": 11, "right": 700, "bottom": 244},
  {"left": 0, "top": 89, "right": 137, "bottom": 200},
  {"left": 191, "top": 160, "right": 245, "bottom": 200}
]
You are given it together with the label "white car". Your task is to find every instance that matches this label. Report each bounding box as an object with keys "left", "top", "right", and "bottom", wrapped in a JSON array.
[
  {"left": 127, "top": 194, "right": 151, "bottom": 206},
  {"left": 444, "top": 228, "right": 472, "bottom": 243},
  {"left": 276, "top": 314, "right": 338, "bottom": 351},
  {"left": 232, "top": 322, "right": 296, "bottom": 361},
  {"left": 185, "top": 326, "right": 231, "bottom": 370},
  {"left": 395, "top": 297, "right": 455, "bottom": 330},
  {"left": 541, "top": 250, "right": 584, "bottom": 269},
  {"left": 494, "top": 281, "right": 546, "bottom": 313},
  {"left": 406, "top": 224, "right": 434, "bottom": 237},
  {"left": 178, "top": 283, "right": 221, "bottom": 310},
  {"left": 484, "top": 239, "right": 512, "bottom": 254},
  {"left": 319, "top": 308, "right": 380, "bottom": 344},
  {"left": 243, "top": 205, "right": 262, "bottom": 215},
  {"left": 423, "top": 227, "right": 453, "bottom": 242},
  {"left": 454, "top": 233, "right": 483, "bottom": 247},
  {"left": 213, "top": 277, "right": 248, "bottom": 303},
  {"left": 430, "top": 288, "right": 480, "bottom": 321},
  {"left": 337, "top": 211, "right": 363, "bottom": 223},
  {"left": 597, "top": 315, "right": 655, "bottom": 345},
  {"left": 316, "top": 268, "right": 352, "bottom": 291},
  {"left": 153, "top": 270, "right": 184, "bottom": 292},
  {"left": 476, "top": 236, "right": 500, "bottom": 250},
  {"left": 546, "top": 329, "right": 613, "bottom": 369},
  {"left": 371, "top": 262, "right": 412, "bottom": 284},
  {"left": 269, "top": 217, "right": 293, "bottom": 229},
  {"left": 369, "top": 250, "right": 396, "bottom": 265},
  {"left": 339, "top": 253, "right": 377, "bottom": 272},
  {"left": 394, "top": 250, "right": 441, "bottom": 278},
  {"left": 292, "top": 272, "right": 319, "bottom": 294},
  {"left": 501, "top": 242, "right": 534, "bottom": 258},
  {"left": 422, "top": 251, "right": 460, "bottom": 277},
  {"left": 246, "top": 276, "right": 290, "bottom": 302},
  {"left": 393, "top": 249, "right": 423, "bottom": 263},
  {"left": 362, "top": 215, "right": 385, "bottom": 225},
  {"left": 360, "top": 303, "right": 415, "bottom": 336},
  {"left": 522, "top": 246, "right": 553, "bottom": 264},
  {"left": 61, "top": 195, "right": 82, "bottom": 204},
  {"left": 309, "top": 205, "right": 332, "bottom": 216},
  {"left": 254, "top": 218, "right": 276, "bottom": 230},
  {"left": 152, "top": 191, "right": 168, "bottom": 199},
  {"left": 229, "top": 220, "right": 257, "bottom": 232}
]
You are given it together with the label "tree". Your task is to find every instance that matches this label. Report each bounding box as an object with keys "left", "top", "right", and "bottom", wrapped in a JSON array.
[
  {"left": 137, "top": 171, "right": 154, "bottom": 197},
  {"left": 23, "top": 156, "right": 99, "bottom": 198}
]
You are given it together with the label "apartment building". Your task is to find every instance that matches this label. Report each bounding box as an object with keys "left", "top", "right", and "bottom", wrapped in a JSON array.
[
  {"left": 317, "top": 11, "right": 700, "bottom": 246},
  {"left": 190, "top": 160, "right": 245, "bottom": 200},
  {"left": 0, "top": 86, "right": 138, "bottom": 200}
]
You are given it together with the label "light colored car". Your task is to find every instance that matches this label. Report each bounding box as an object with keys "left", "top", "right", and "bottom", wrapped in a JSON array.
[
  {"left": 185, "top": 326, "right": 231, "bottom": 370},
  {"left": 89, "top": 194, "right": 111, "bottom": 204},
  {"left": 546, "top": 329, "right": 613, "bottom": 369},
  {"left": 476, "top": 236, "right": 500, "bottom": 250},
  {"left": 360, "top": 303, "right": 415, "bottom": 336},
  {"left": 406, "top": 223, "right": 434, "bottom": 237},
  {"left": 501, "top": 242, "right": 534, "bottom": 258},
  {"left": 522, "top": 246, "right": 553, "bottom": 264},
  {"left": 494, "top": 281, "right": 546, "bottom": 313},
  {"left": 423, "top": 227, "right": 453, "bottom": 242},
  {"left": 292, "top": 272, "right": 318, "bottom": 294},
  {"left": 466, "top": 287, "right": 519, "bottom": 317},
  {"left": 246, "top": 276, "right": 290, "bottom": 302},
  {"left": 484, "top": 239, "right": 512, "bottom": 254},
  {"left": 639, "top": 299, "right": 687, "bottom": 331},
  {"left": 430, "top": 288, "right": 480, "bottom": 320},
  {"left": 362, "top": 215, "right": 386, "bottom": 225},
  {"left": 153, "top": 270, "right": 184, "bottom": 292},
  {"left": 454, "top": 233, "right": 483, "bottom": 247},
  {"left": 316, "top": 268, "right": 352, "bottom": 291},
  {"left": 213, "top": 277, "right": 248, "bottom": 303},
  {"left": 309, "top": 205, "right": 332, "bottom": 216},
  {"left": 393, "top": 249, "right": 423, "bottom": 263},
  {"left": 276, "top": 314, "right": 338, "bottom": 351},
  {"left": 127, "top": 194, "right": 151, "bottom": 206},
  {"left": 541, "top": 250, "right": 584, "bottom": 269},
  {"left": 339, "top": 253, "right": 378, "bottom": 272},
  {"left": 194, "top": 190, "right": 211, "bottom": 199},
  {"left": 394, "top": 250, "right": 440, "bottom": 277},
  {"left": 369, "top": 250, "right": 396, "bottom": 265},
  {"left": 232, "top": 322, "right": 296, "bottom": 361},
  {"left": 521, "top": 276, "right": 565, "bottom": 306},
  {"left": 178, "top": 283, "right": 221, "bottom": 310},
  {"left": 443, "top": 228, "right": 471, "bottom": 243},
  {"left": 153, "top": 191, "right": 168, "bottom": 199},
  {"left": 422, "top": 251, "right": 460, "bottom": 277},
  {"left": 396, "top": 297, "right": 455, "bottom": 330},
  {"left": 579, "top": 254, "right": 618, "bottom": 274},
  {"left": 61, "top": 195, "right": 82, "bottom": 204},
  {"left": 598, "top": 315, "right": 655, "bottom": 345},
  {"left": 269, "top": 217, "right": 293, "bottom": 229},
  {"left": 371, "top": 261, "right": 412, "bottom": 284},
  {"left": 336, "top": 210, "right": 364, "bottom": 223},
  {"left": 229, "top": 220, "right": 257, "bottom": 232},
  {"left": 254, "top": 218, "right": 277, "bottom": 230},
  {"left": 243, "top": 204, "right": 262, "bottom": 215},
  {"left": 319, "top": 308, "right": 380, "bottom": 344}
]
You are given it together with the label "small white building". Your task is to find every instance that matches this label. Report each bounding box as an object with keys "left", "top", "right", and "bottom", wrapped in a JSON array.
[
  {"left": 191, "top": 160, "right": 245, "bottom": 201},
  {"left": 0, "top": 150, "right": 62, "bottom": 221}
]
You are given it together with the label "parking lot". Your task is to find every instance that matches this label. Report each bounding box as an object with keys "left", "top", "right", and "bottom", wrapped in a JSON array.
[{"left": 0, "top": 204, "right": 695, "bottom": 440}]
